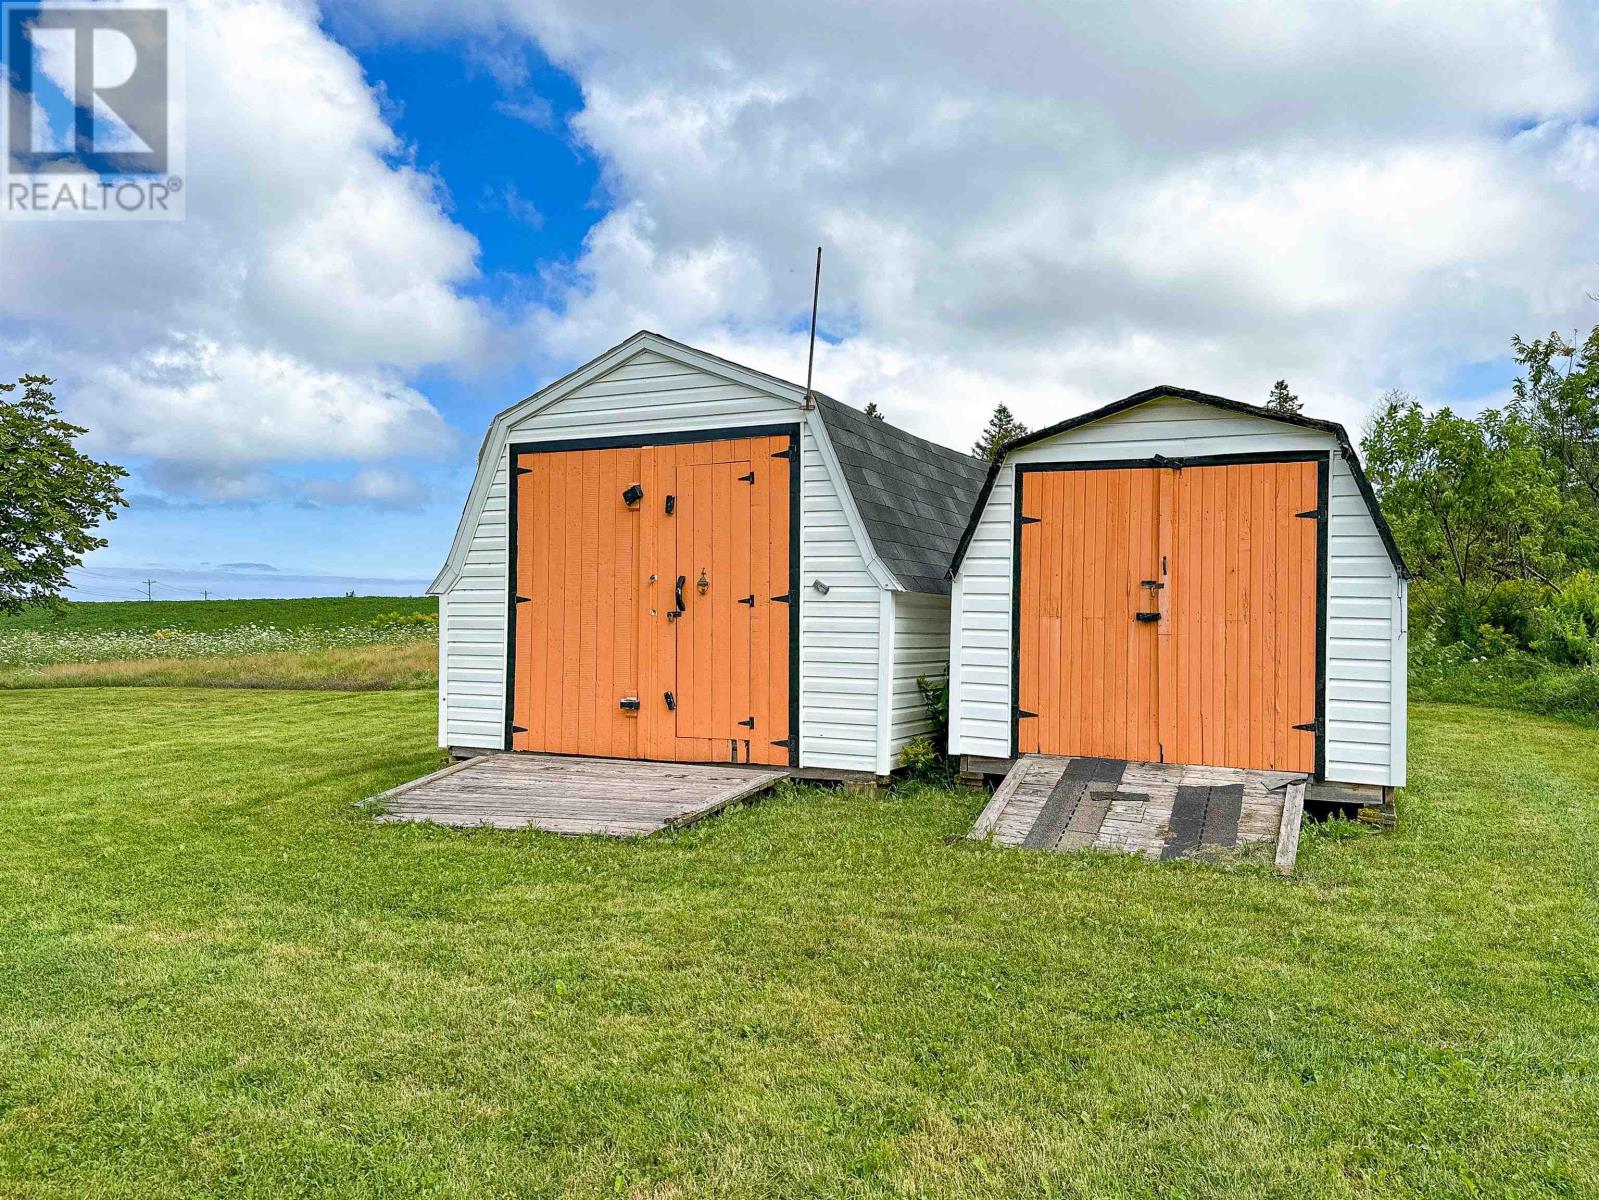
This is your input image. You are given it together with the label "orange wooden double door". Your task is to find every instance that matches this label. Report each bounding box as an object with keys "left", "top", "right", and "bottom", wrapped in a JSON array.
[
  {"left": 1015, "top": 456, "right": 1324, "bottom": 773},
  {"left": 508, "top": 429, "right": 795, "bottom": 765}
]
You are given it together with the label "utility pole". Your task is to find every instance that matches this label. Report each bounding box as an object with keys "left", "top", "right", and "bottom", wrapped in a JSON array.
[
  {"left": 202, "top": 589, "right": 209, "bottom": 601},
  {"left": 143, "top": 578, "right": 155, "bottom": 601}
]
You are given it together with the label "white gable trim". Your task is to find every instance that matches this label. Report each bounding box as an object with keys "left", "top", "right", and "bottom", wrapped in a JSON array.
[{"left": 430, "top": 331, "right": 899, "bottom": 594}]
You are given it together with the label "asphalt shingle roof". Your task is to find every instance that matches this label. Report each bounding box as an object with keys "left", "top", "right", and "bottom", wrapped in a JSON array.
[{"left": 812, "top": 394, "right": 989, "bottom": 596}]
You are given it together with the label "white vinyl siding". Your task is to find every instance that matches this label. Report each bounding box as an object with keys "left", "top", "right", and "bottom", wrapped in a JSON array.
[
  {"left": 948, "top": 396, "right": 1406, "bottom": 788},
  {"left": 885, "top": 591, "right": 952, "bottom": 769},
  {"left": 437, "top": 348, "right": 882, "bottom": 772}
]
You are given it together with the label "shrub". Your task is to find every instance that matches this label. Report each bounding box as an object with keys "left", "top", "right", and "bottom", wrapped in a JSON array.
[
  {"left": 1530, "top": 570, "right": 1599, "bottom": 666},
  {"left": 915, "top": 672, "right": 949, "bottom": 749},
  {"left": 1480, "top": 578, "right": 1549, "bottom": 648},
  {"left": 897, "top": 736, "right": 939, "bottom": 778},
  {"left": 1475, "top": 624, "right": 1519, "bottom": 658}
]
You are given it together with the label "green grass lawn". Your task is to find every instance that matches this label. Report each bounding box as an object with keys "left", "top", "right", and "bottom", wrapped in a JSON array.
[{"left": 3, "top": 690, "right": 1597, "bottom": 1198}]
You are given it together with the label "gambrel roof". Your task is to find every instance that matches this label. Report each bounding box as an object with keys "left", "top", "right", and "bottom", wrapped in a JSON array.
[
  {"left": 946, "top": 385, "right": 1410, "bottom": 579},
  {"left": 431, "top": 331, "right": 986, "bottom": 597}
]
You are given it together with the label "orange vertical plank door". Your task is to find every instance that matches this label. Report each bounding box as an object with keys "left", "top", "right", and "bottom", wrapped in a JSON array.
[
  {"left": 748, "top": 440, "right": 773, "bottom": 762},
  {"left": 1015, "top": 471, "right": 1041, "bottom": 755},
  {"left": 768, "top": 436, "right": 793, "bottom": 764},
  {"left": 729, "top": 450, "right": 753, "bottom": 757},
  {"left": 513, "top": 452, "right": 538, "bottom": 751}
]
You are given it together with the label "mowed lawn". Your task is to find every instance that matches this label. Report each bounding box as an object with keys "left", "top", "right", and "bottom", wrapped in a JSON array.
[{"left": 2, "top": 691, "right": 1597, "bottom": 1198}]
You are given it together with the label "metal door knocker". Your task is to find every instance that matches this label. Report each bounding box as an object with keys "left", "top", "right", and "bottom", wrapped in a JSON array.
[{"left": 697, "top": 569, "right": 709, "bottom": 595}]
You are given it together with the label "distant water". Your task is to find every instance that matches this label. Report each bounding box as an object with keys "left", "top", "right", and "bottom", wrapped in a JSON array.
[{"left": 67, "top": 565, "right": 431, "bottom": 602}]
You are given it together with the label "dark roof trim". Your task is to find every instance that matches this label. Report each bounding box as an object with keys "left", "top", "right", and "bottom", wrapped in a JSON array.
[{"left": 947, "top": 385, "right": 1410, "bottom": 579}]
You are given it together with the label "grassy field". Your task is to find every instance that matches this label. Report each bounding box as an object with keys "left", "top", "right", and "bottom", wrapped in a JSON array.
[
  {"left": 0, "top": 597, "right": 437, "bottom": 690},
  {"left": 0, "top": 595, "right": 436, "bottom": 634},
  {"left": 3, "top": 689, "right": 1597, "bottom": 1198}
]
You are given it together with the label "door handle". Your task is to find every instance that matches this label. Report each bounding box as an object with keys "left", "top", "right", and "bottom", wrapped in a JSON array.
[{"left": 674, "top": 575, "right": 686, "bottom": 614}]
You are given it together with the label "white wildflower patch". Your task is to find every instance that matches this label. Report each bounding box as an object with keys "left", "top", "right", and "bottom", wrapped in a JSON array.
[{"left": 0, "top": 620, "right": 437, "bottom": 670}]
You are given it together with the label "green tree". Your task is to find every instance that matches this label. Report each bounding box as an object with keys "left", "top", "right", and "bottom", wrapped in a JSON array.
[
  {"left": 1513, "top": 324, "right": 1599, "bottom": 504},
  {"left": 1362, "top": 392, "right": 1561, "bottom": 598},
  {"left": 862, "top": 401, "right": 885, "bottom": 421},
  {"left": 0, "top": 375, "right": 127, "bottom": 613},
  {"left": 1265, "top": 379, "right": 1302, "bottom": 414},
  {"left": 972, "top": 403, "right": 1029, "bottom": 462}
]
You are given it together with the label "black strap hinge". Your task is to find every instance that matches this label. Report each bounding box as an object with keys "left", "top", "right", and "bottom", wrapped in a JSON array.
[
  {"left": 1296, "top": 508, "right": 1325, "bottom": 520},
  {"left": 1019, "top": 515, "right": 1041, "bottom": 525},
  {"left": 770, "top": 592, "right": 791, "bottom": 604},
  {"left": 738, "top": 594, "right": 755, "bottom": 606},
  {"left": 1017, "top": 710, "right": 1037, "bottom": 720},
  {"left": 1293, "top": 720, "right": 1319, "bottom": 732},
  {"left": 772, "top": 443, "right": 798, "bottom": 462},
  {"left": 515, "top": 465, "right": 533, "bottom": 475},
  {"left": 511, "top": 724, "right": 527, "bottom": 734},
  {"left": 738, "top": 471, "right": 755, "bottom": 484},
  {"left": 770, "top": 738, "right": 791, "bottom": 749},
  {"left": 738, "top": 717, "right": 755, "bottom": 729},
  {"left": 515, "top": 595, "right": 531, "bottom": 604}
]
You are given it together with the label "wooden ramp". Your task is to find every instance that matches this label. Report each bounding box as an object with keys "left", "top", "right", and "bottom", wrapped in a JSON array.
[
  {"left": 366, "top": 754, "right": 788, "bottom": 837},
  {"left": 971, "top": 755, "right": 1307, "bottom": 872}
]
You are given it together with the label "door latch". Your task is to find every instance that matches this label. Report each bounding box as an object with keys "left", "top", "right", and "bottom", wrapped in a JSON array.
[
  {"left": 621, "top": 483, "right": 644, "bottom": 506},
  {"left": 664, "top": 691, "right": 676, "bottom": 711},
  {"left": 619, "top": 697, "right": 641, "bottom": 712},
  {"left": 1134, "top": 611, "right": 1161, "bottom": 623}
]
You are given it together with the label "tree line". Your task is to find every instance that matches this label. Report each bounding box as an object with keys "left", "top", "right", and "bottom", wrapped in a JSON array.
[{"left": 1360, "top": 320, "right": 1599, "bottom": 665}]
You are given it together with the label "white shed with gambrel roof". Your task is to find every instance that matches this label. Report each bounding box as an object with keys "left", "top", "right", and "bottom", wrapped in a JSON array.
[
  {"left": 430, "top": 331, "right": 986, "bottom": 779},
  {"left": 947, "top": 386, "right": 1409, "bottom": 793}
]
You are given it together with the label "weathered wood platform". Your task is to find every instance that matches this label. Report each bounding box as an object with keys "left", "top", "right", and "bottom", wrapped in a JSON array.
[
  {"left": 366, "top": 754, "right": 788, "bottom": 837},
  {"left": 971, "top": 755, "right": 1308, "bottom": 872}
]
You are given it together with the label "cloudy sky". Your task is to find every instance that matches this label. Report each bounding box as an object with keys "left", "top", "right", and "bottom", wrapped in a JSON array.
[{"left": 3, "top": 0, "right": 1597, "bottom": 597}]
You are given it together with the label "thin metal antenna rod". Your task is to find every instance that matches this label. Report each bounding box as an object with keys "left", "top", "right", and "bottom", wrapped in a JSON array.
[{"left": 804, "top": 246, "right": 821, "bottom": 403}]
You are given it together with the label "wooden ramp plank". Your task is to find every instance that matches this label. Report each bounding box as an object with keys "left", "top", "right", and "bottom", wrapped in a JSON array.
[
  {"left": 971, "top": 754, "right": 1303, "bottom": 870},
  {"left": 366, "top": 755, "right": 787, "bottom": 838}
]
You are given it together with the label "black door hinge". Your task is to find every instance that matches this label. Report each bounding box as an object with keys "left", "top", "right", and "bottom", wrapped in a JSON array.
[
  {"left": 770, "top": 737, "right": 791, "bottom": 749},
  {"left": 515, "top": 595, "right": 531, "bottom": 604},
  {"left": 619, "top": 697, "right": 641, "bottom": 712},
  {"left": 515, "top": 465, "right": 533, "bottom": 475},
  {"left": 1019, "top": 515, "right": 1041, "bottom": 525},
  {"left": 772, "top": 443, "right": 798, "bottom": 462},
  {"left": 664, "top": 691, "right": 676, "bottom": 711},
  {"left": 738, "top": 717, "right": 755, "bottom": 729},
  {"left": 511, "top": 724, "right": 527, "bottom": 734},
  {"left": 1017, "top": 709, "right": 1037, "bottom": 719},
  {"left": 738, "top": 594, "right": 755, "bottom": 606},
  {"left": 770, "top": 592, "right": 791, "bottom": 604},
  {"left": 738, "top": 471, "right": 755, "bottom": 484},
  {"left": 1293, "top": 720, "right": 1320, "bottom": 732},
  {"left": 1295, "top": 508, "right": 1325, "bottom": 520}
]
